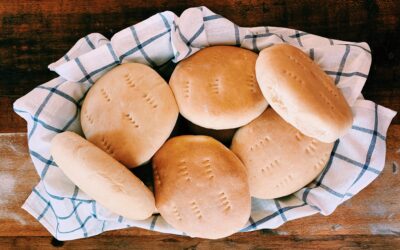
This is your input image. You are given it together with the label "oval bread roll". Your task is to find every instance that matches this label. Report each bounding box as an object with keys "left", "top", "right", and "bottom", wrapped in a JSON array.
[
  {"left": 231, "top": 108, "right": 334, "bottom": 199},
  {"left": 81, "top": 63, "right": 179, "bottom": 168},
  {"left": 255, "top": 44, "right": 353, "bottom": 143},
  {"left": 153, "top": 135, "right": 251, "bottom": 239},
  {"left": 51, "top": 131, "right": 156, "bottom": 220},
  {"left": 169, "top": 46, "right": 268, "bottom": 129}
]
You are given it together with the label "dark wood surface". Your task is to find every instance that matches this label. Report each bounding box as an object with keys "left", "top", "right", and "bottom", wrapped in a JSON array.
[
  {"left": 1, "top": 235, "right": 400, "bottom": 250},
  {"left": 1, "top": 0, "right": 399, "bottom": 249}
]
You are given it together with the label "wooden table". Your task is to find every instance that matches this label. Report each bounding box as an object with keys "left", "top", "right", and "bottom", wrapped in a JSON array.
[{"left": 1, "top": 0, "right": 399, "bottom": 249}]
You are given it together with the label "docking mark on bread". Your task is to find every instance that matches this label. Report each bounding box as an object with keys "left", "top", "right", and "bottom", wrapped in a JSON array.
[
  {"left": 142, "top": 93, "right": 158, "bottom": 109},
  {"left": 100, "top": 136, "right": 115, "bottom": 156},
  {"left": 218, "top": 192, "right": 232, "bottom": 212},
  {"left": 124, "top": 73, "right": 136, "bottom": 88},
  {"left": 261, "top": 159, "right": 280, "bottom": 173},
  {"left": 178, "top": 160, "right": 191, "bottom": 182},
  {"left": 202, "top": 158, "right": 215, "bottom": 180},
  {"left": 322, "top": 74, "right": 338, "bottom": 97},
  {"left": 123, "top": 113, "right": 140, "bottom": 128},
  {"left": 281, "top": 69, "right": 305, "bottom": 85},
  {"left": 153, "top": 166, "right": 161, "bottom": 186},
  {"left": 313, "top": 152, "right": 330, "bottom": 170},
  {"left": 83, "top": 109, "right": 94, "bottom": 125},
  {"left": 319, "top": 93, "right": 336, "bottom": 112},
  {"left": 100, "top": 88, "right": 112, "bottom": 102},
  {"left": 314, "top": 157, "right": 327, "bottom": 171},
  {"left": 275, "top": 174, "right": 294, "bottom": 189},
  {"left": 190, "top": 200, "right": 203, "bottom": 220},
  {"left": 250, "top": 136, "right": 271, "bottom": 151},
  {"left": 172, "top": 205, "right": 183, "bottom": 221},
  {"left": 183, "top": 81, "right": 190, "bottom": 98},
  {"left": 285, "top": 53, "right": 308, "bottom": 71},
  {"left": 295, "top": 131, "right": 304, "bottom": 141},
  {"left": 210, "top": 79, "right": 221, "bottom": 95},
  {"left": 246, "top": 75, "right": 257, "bottom": 93},
  {"left": 305, "top": 139, "right": 317, "bottom": 154},
  {"left": 310, "top": 68, "right": 338, "bottom": 98}
]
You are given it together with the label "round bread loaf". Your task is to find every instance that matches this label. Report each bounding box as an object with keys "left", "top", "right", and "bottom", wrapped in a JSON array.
[
  {"left": 169, "top": 46, "right": 268, "bottom": 129},
  {"left": 255, "top": 44, "right": 353, "bottom": 143},
  {"left": 153, "top": 135, "right": 251, "bottom": 239},
  {"left": 51, "top": 131, "right": 156, "bottom": 220},
  {"left": 231, "top": 108, "right": 334, "bottom": 199},
  {"left": 81, "top": 63, "right": 179, "bottom": 168}
]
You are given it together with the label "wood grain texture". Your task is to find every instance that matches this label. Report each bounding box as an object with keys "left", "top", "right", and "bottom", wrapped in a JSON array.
[
  {"left": 0, "top": 126, "right": 398, "bottom": 240},
  {"left": 0, "top": 235, "right": 400, "bottom": 250},
  {"left": 0, "top": 133, "right": 41, "bottom": 236},
  {"left": 0, "top": 0, "right": 398, "bottom": 128},
  {"left": 0, "top": 96, "right": 27, "bottom": 133}
]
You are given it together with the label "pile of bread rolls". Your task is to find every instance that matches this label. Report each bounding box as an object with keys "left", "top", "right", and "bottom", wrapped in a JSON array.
[{"left": 51, "top": 44, "right": 353, "bottom": 239}]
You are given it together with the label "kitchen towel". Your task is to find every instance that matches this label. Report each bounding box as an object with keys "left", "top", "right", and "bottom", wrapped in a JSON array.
[{"left": 14, "top": 6, "right": 397, "bottom": 240}]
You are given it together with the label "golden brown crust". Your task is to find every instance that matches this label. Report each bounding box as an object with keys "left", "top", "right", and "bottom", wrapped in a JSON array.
[
  {"left": 51, "top": 131, "right": 156, "bottom": 220},
  {"left": 81, "top": 63, "right": 179, "bottom": 168},
  {"left": 231, "top": 108, "right": 334, "bottom": 199},
  {"left": 169, "top": 46, "right": 268, "bottom": 129},
  {"left": 255, "top": 44, "right": 353, "bottom": 143},
  {"left": 153, "top": 135, "right": 251, "bottom": 239}
]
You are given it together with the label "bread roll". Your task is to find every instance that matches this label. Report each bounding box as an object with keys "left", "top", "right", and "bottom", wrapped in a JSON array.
[
  {"left": 81, "top": 63, "right": 179, "bottom": 168},
  {"left": 153, "top": 135, "right": 250, "bottom": 239},
  {"left": 255, "top": 44, "right": 353, "bottom": 143},
  {"left": 169, "top": 46, "right": 268, "bottom": 129},
  {"left": 231, "top": 108, "right": 334, "bottom": 199},
  {"left": 51, "top": 131, "right": 156, "bottom": 220}
]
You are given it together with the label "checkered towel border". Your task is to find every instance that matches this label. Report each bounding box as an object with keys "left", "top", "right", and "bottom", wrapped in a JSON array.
[{"left": 14, "top": 6, "right": 396, "bottom": 240}]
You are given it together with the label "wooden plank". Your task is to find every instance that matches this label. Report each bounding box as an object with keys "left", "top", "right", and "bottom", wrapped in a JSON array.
[
  {"left": 0, "top": 0, "right": 399, "bottom": 123},
  {"left": 0, "top": 96, "right": 27, "bottom": 133},
  {"left": 0, "top": 235, "right": 399, "bottom": 250},
  {"left": 0, "top": 125, "right": 399, "bottom": 238},
  {"left": 0, "top": 133, "right": 42, "bottom": 236}
]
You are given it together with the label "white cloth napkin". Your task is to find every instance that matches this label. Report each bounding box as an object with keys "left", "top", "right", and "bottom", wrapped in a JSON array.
[{"left": 14, "top": 6, "right": 396, "bottom": 240}]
